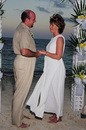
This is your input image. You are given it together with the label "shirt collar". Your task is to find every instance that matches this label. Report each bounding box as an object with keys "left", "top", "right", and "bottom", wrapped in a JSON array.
[{"left": 21, "top": 22, "right": 30, "bottom": 31}]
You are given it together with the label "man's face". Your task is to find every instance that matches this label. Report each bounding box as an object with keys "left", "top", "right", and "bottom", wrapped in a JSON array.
[{"left": 28, "top": 13, "right": 36, "bottom": 28}]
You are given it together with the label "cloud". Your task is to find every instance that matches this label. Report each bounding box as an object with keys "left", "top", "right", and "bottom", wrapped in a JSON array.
[
  {"left": 38, "top": 0, "right": 73, "bottom": 8},
  {"left": 36, "top": 6, "right": 50, "bottom": 13},
  {"left": 53, "top": 0, "right": 73, "bottom": 8},
  {"left": 64, "top": 17, "right": 74, "bottom": 23},
  {"left": 54, "top": 1, "right": 67, "bottom": 8},
  {"left": 57, "top": 10, "right": 64, "bottom": 15}
]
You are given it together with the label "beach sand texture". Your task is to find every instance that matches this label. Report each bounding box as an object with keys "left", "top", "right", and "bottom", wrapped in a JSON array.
[{"left": 0, "top": 75, "right": 86, "bottom": 130}]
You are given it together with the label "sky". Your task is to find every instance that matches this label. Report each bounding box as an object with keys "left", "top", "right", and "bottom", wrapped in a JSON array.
[{"left": 1, "top": 0, "right": 81, "bottom": 39}]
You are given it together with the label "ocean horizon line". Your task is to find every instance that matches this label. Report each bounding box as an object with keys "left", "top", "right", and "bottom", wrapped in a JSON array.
[{"left": 3, "top": 37, "right": 50, "bottom": 41}]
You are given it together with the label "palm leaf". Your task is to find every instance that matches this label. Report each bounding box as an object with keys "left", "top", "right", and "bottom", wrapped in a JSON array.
[
  {"left": 0, "top": 0, "right": 6, "bottom": 15},
  {"left": 73, "top": 8, "right": 79, "bottom": 16},
  {"left": 75, "top": 0, "right": 80, "bottom": 10},
  {"left": 72, "top": 64, "right": 85, "bottom": 76},
  {"left": 71, "top": 0, "right": 86, "bottom": 19},
  {"left": 0, "top": 4, "right": 4, "bottom": 9},
  {"left": 71, "top": 14, "right": 76, "bottom": 18},
  {"left": 82, "top": 0, "right": 85, "bottom": 10},
  {"left": 68, "top": 34, "right": 79, "bottom": 48}
]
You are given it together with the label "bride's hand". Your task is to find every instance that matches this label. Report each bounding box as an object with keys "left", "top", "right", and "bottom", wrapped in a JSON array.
[{"left": 38, "top": 50, "right": 46, "bottom": 55}]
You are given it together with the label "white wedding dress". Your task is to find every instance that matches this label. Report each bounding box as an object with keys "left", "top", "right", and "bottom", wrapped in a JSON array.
[{"left": 26, "top": 34, "right": 66, "bottom": 118}]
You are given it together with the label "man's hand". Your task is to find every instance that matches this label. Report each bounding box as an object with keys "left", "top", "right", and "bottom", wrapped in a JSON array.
[
  {"left": 20, "top": 48, "right": 41, "bottom": 58},
  {"left": 38, "top": 50, "right": 46, "bottom": 55},
  {"left": 36, "top": 51, "right": 42, "bottom": 58}
]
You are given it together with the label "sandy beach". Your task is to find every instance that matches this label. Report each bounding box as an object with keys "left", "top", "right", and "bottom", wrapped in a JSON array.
[{"left": 0, "top": 75, "right": 86, "bottom": 130}]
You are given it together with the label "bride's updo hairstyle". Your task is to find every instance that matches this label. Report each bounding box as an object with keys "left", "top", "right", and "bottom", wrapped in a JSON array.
[{"left": 50, "top": 14, "right": 65, "bottom": 34}]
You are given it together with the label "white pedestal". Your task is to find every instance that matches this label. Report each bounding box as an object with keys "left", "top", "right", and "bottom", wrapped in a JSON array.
[
  {"left": 72, "top": 51, "right": 86, "bottom": 67},
  {"left": 71, "top": 83, "right": 85, "bottom": 111}
]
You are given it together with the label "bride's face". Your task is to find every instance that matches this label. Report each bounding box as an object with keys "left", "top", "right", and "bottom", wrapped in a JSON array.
[{"left": 49, "top": 23, "right": 58, "bottom": 34}]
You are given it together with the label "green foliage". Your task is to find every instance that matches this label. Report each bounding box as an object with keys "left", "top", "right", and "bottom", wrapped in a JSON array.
[
  {"left": 72, "top": 63, "right": 86, "bottom": 79},
  {"left": 0, "top": 0, "right": 6, "bottom": 15},
  {"left": 78, "top": 30, "right": 86, "bottom": 43},
  {"left": 68, "top": 30, "right": 86, "bottom": 50},
  {"left": 71, "top": 0, "right": 86, "bottom": 19},
  {"left": 68, "top": 34, "right": 79, "bottom": 48}
]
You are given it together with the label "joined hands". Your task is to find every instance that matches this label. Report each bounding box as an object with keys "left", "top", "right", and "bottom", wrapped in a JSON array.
[
  {"left": 38, "top": 50, "right": 46, "bottom": 55},
  {"left": 36, "top": 50, "right": 47, "bottom": 58}
]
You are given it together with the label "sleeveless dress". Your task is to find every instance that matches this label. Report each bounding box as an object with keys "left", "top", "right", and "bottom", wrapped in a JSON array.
[{"left": 26, "top": 34, "right": 66, "bottom": 118}]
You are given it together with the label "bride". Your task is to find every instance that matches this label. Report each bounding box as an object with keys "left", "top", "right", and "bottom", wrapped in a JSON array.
[{"left": 26, "top": 13, "right": 66, "bottom": 123}]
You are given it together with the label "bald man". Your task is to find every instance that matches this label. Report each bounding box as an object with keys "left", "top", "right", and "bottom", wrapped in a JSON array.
[{"left": 12, "top": 10, "right": 40, "bottom": 128}]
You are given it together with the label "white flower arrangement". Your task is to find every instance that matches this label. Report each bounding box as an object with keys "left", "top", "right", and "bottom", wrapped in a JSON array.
[
  {"left": 71, "top": 0, "right": 86, "bottom": 24},
  {"left": 79, "top": 42, "right": 86, "bottom": 49},
  {"left": 72, "top": 63, "right": 86, "bottom": 83}
]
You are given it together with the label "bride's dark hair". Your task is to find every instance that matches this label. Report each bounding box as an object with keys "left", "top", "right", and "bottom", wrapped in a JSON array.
[{"left": 50, "top": 14, "right": 65, "bottom": 34}]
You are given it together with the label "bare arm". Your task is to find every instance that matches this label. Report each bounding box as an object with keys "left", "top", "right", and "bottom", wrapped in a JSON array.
[
  {"left": 20, "top": 48, "right": 41, "bottom": 58},
  {"left": 39, "top": 37, "right": 64, "bottom": 60}
]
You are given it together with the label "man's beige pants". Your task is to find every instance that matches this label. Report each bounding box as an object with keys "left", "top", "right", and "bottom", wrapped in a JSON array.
[{"left": 12, "top": 55, "right": 36, "bottom": 127}]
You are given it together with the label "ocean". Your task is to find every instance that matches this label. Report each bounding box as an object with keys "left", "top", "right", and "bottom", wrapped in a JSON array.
[{"left": 1, "top": 37, "right": 73, "bottom": 76}]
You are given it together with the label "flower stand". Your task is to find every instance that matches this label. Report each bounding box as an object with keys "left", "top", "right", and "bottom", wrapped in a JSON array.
[{"left": 71, "top": 83, "right": 85, "bottom": 111}]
